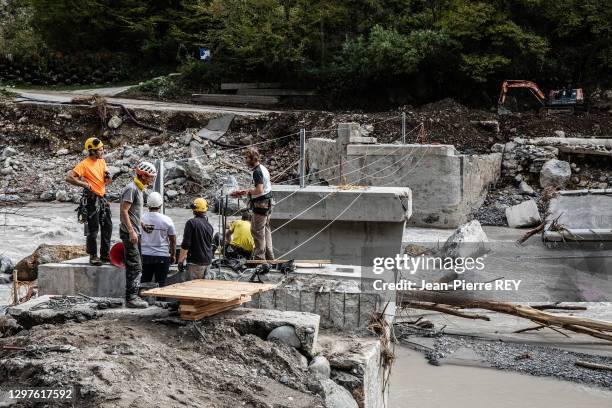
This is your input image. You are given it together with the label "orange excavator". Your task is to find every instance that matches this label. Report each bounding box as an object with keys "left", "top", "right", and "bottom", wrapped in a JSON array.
[{"left": 498, "top": 80, "right": 584, "bottom": 114}]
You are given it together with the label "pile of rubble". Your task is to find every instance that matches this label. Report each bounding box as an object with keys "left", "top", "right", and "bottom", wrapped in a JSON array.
[{"left": 477, "top": 135, "right": 611, "bottom": 227}]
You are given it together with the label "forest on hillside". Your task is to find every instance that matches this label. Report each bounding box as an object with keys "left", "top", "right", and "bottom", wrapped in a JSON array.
[{"left": 1, "top": 0, "right": 610, "bottom": 105}]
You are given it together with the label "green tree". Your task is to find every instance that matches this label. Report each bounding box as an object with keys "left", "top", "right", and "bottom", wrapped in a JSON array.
[
  {"left": 202, "top": 0, "right": 306, "bottom": 78},
  {"left": 438, "top": 1, "right": 548, "bottom": 83},
  {"left": 0, "top": 0, "right": 43, "bottom": 57}
]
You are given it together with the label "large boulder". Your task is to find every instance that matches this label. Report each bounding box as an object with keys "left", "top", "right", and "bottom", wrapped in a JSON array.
[
  {"left": 438, "top": 220, "right": 489, "bottom": 283},
  {"left": 540, "top": 159, "right": 571, "bottom": 188},
  {"left": 15, "top": 244, "right": 87, "bottom": 281},
  {"left": 505, "top": 199, "right": 541, "bottom": 228},
  {"left": 309, "top": 355, "right": 331, "bottom": 379},
  {"left": 442, "top": 220, "right": 489, "bottom": 259},
  {"left": 318, "top": 379, "right": 359, "bottom": 408},
  {"left": 184, "top": 158, "right": 212, "bottom": 187},
  {"left": 164, "top": 161, "right": 186, "bottom": 180},
  {"left": 107, "top": 115, "right": 123, "bottom": 129},
  {"left": 267, "top": 325, "right": 301, "bottom": 348}
]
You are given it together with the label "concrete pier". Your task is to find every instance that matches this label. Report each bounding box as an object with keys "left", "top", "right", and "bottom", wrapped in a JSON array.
[
  {"left": 306, "top": 122, "right": 501, "bottom": 228},
  {"left": 38, "top": 256, "right": 125, "bottom": 298},
  {"left": 270, "top": 185, "right": 412, "bottom": 264}
]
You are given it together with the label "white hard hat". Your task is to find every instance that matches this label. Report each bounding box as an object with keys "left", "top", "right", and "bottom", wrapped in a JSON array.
[
  {"left": 136, "top": 161, "right": 157, "bottom": 177},
  {"left": 147, "top": 192, "right": 163, "bottom": 208}
]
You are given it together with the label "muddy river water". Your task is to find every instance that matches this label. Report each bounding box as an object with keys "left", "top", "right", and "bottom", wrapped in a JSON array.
[
  {"left": 389, "top": 347, "right": 611, "bottom": 407},
  {"left": 1, "top": 204, "right": 611, "bottom": 406}
]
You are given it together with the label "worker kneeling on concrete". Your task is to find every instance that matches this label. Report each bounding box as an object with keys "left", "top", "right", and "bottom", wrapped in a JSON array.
[
  {"left": 222, "top": 210, "right": 254, "bottom": 259},
  {"left": 66, "top": 137, "right": 112, "bottom": 266},
  {"left": 140, "top": 192, "right": 176, "bottom": 287},
  {"left": 177, "top": 198, "right": 214, "bottom": 280},
  {"left": 120, "top": 161, "right": 157, "bottom": 308},
  {"left": 231, "top": 148, "right": 274, "bottom": 261}
]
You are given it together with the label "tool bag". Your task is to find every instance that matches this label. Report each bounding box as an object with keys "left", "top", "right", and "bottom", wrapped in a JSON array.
[
  {"left": 75, "top": 189, "right": 108, "bottom": 236},
  {"left": 250, "top": 192, "right": 273, "bottom": 215}
]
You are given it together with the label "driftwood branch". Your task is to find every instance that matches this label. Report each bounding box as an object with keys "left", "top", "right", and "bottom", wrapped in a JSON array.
[
  {"left": 575, "top": 360, "right": 612, "bottom": 372},
  {"left": 516, "top": 222, "right": 544, "bottom": 244},
  {"left": 401, "top": 293, "right": 612, "bottom": 342},
  {"left": 514, "top": 324, "right": 546, "bottom": 334},
  {"left": 404, "top": 301, "right": 490, "bottom": 321}
]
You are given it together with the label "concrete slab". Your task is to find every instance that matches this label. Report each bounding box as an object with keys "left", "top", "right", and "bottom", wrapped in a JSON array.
[
  {"left": 38, "top": 256, "right": 125, "bottom": 298},
  {"left": 197, "top": 113, "right": 235, "bottom": 141},
  {"left": 7, "top": 295, "right": 170, "bottom": 328},
  {"left": 271, "top": 185, "right": 411, "bottom": 222},
  {"left": 318, "top": 333, "right": 385, "bottom": 408},
  {"left": 544, "top": 189, "right": 612, "bottom": 241},
  {"left": 270, "top": 186, "right": 411, "bottom": 265}
]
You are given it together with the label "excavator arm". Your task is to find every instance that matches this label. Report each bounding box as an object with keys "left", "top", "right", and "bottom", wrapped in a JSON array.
[{"left": 498, "top": 80, "right": 547, "bottom": 106}]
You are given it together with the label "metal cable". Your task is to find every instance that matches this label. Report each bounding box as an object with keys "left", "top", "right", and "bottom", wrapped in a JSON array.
[
  {"left": 279, "top": 122, "right": 422, "bottom": 186},
  {"left": 274, "top": 130, "right": 418, "bottom": 207},
  {"left": 277, "top": 191, "right": 365, "bottom": 260}
]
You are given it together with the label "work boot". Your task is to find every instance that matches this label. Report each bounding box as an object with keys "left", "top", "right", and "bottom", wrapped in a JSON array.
[
  {"left": 89, "top": 256, "right": 103, "bottom": 266},
  {"left": 99, "top": 255, "right": 111, "bottom": 264},
  {"left": 126, "top": 295, "right": 148, "bottom": 309}
]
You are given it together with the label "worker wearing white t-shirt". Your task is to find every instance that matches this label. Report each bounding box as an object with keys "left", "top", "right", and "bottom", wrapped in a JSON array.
[{"left": 140, "top": 192, "right": 176, "bottom": 286}]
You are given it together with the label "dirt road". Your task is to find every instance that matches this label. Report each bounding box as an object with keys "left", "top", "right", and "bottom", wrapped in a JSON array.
[{"left": 8, "top": 87, "right": 280, "bottom": 116}]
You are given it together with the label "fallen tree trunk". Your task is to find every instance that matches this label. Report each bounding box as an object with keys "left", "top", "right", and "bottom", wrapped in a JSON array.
[
  {"left": 403, "top": 301, "right": 490, "bottom": 321},
  {"left": 400, "top": 292, "right": 612, "bottom": 342}
]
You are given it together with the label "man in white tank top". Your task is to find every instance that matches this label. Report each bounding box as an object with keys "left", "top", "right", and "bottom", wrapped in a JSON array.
[{"left": 231, "top": 147, "right": 274, "bottom": 260}]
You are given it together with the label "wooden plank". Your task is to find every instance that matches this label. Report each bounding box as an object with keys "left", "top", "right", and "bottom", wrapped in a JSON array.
[
  {"left": 181, "top": 300, "right": 246, "bottom": 317},
  {"left": 174, "top": 280, "right": 278, "bottom": 294},
  {"left": 191, "top": 94, "right": 279, "bottom": 105},
  {"left": 178, "top": 300, "right": 216, "bottom": 312},
  {"left": 179, "top": 296, "right": 251, "bottom": 312},
  {"left": 140, "top": 287, "right": 242, "bottom": 302},
  {"left": 179, "top": 280, "right": 277, "bottom": 291},
  {"left": 141, "top": 280, "right": 277, "bottom": 302},
  {"left": 180, "top": 303, "right": 240, "bottom": 320},
  {"left": 180, "top": 298, "right": 249, "bottom": 320}
]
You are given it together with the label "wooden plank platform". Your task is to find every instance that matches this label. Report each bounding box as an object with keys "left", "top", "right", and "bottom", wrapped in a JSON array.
[{"left": 141, "top": 280, "right": 276, "bottom": 321}]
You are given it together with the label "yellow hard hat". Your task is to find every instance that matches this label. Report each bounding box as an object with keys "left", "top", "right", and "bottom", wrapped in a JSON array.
[
  {"left": 191, "top": 197, "right": 208, "bottom": 213},
  {"left": 84, "top": 137, "right": 104, "bottom": 151}
]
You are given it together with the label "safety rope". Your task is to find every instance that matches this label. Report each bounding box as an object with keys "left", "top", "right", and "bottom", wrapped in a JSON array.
[{"left": 276, "top": 191, "right": 365, "bottom": 260}]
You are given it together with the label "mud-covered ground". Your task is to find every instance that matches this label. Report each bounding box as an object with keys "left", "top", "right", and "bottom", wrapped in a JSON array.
[{"left": 0, "top": 314, "right": 323, "bottom": 408}]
